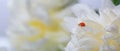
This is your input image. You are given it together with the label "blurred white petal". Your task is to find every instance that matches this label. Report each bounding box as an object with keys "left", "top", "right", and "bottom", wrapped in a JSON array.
[
  {"left": 99, "top": 8, "right": 117, "bottom": 27},
  {"left": 71, "top": 4, "right": 99, "bottom": 22},
  {"left": 101, "top": 0, "right": 115, "bottom": 9},
  {"left": 79, "top": 0, "right": 102, "bottom": 9},
  {"left": 62, "top": 17, "right": 78, "bottom": 32}
]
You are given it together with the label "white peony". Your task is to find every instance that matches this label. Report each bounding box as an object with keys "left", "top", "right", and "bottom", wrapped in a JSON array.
[
  {"left": 7, "top": 0, "right": 76, "bottom": 51},
  {"left": 64, "top": 0, "right": 120, "bottom": 51}
]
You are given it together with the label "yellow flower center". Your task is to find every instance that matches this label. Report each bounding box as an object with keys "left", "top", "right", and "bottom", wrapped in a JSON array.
[{"left": 27, "top": 20, "right": 47, "bottom": 41}]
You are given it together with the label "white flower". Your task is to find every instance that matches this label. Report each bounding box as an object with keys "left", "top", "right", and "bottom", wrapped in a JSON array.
[
  {"left": 64, "top": 0, "right": 120, "bottom": 51},
  {"left": 64, "top": 4, "right": 102, "bottom": 51},
  {"left": 7, "top": 0, "right": 75, "bottom": 51}
]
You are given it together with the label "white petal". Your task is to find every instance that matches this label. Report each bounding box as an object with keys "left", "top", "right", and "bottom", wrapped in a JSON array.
[
  {"left": 100, "top": 45, "right": 116, "bottom": 51},
  {"left": 99, "top": 8, "right": 117, "bottom": 27},
  {"left": 80, "top": 19, "right": 104, "bottom": 34},
  {"left": 65, "top": 42, "right": 76, "bottom": 51},
  {"left": 62, "top": 17, "right": 78, "bottom": 32},
  {"left": 105, "top": 24, "right": 119, "bottom": 34},
  {"left": 71, "top": 4, "right": 99, "bottom": 22},
  {"left": 111, "top": 17, "right": 120, "bottom": 34},
  {"left": 30, "top": 6, "right": 49, "bottom": 24},
  {"left": 78, "top": 37, "right": 99, "bottom": 49},
  {"left": 79, "top": 0, "right": 102, "bottom": 9},
  {"left": 101, "top": 0, "right": 115, "bottom": 9},
  {"left": 115, "top": 4, "right": 120, "bottom": 9},
  {"left": 113, "top": 5, "right": 120, "bottom": 16}
]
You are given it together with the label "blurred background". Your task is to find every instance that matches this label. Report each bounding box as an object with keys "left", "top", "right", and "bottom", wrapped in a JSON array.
[
  {"left": 0, "top": 0, "right": 120, "bottom": 50},
  {"left": 0, "top": 0, "right": 9, "bottom": 36}
]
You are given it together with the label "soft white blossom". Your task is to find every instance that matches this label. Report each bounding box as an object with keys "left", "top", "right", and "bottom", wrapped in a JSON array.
[
  {"left": 7, "top": 0, "right": 75, "bottom": 51},
  {"left": 64, "top": 0, "right": 120, "bottom": 51}
]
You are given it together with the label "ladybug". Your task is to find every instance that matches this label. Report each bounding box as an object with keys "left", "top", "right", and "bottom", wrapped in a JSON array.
[{"left": 78, "top": 22, "right": 86, "bottom": 27}]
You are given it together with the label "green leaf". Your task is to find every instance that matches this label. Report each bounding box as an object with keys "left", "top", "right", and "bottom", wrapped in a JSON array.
[{"left": 112, "top": 0, "right": 120, "bottom": 6}]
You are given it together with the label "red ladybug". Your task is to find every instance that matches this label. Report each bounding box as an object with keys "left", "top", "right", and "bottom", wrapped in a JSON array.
[{"left": 79, "top": 22, "right": 86, "bottom": 27}]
